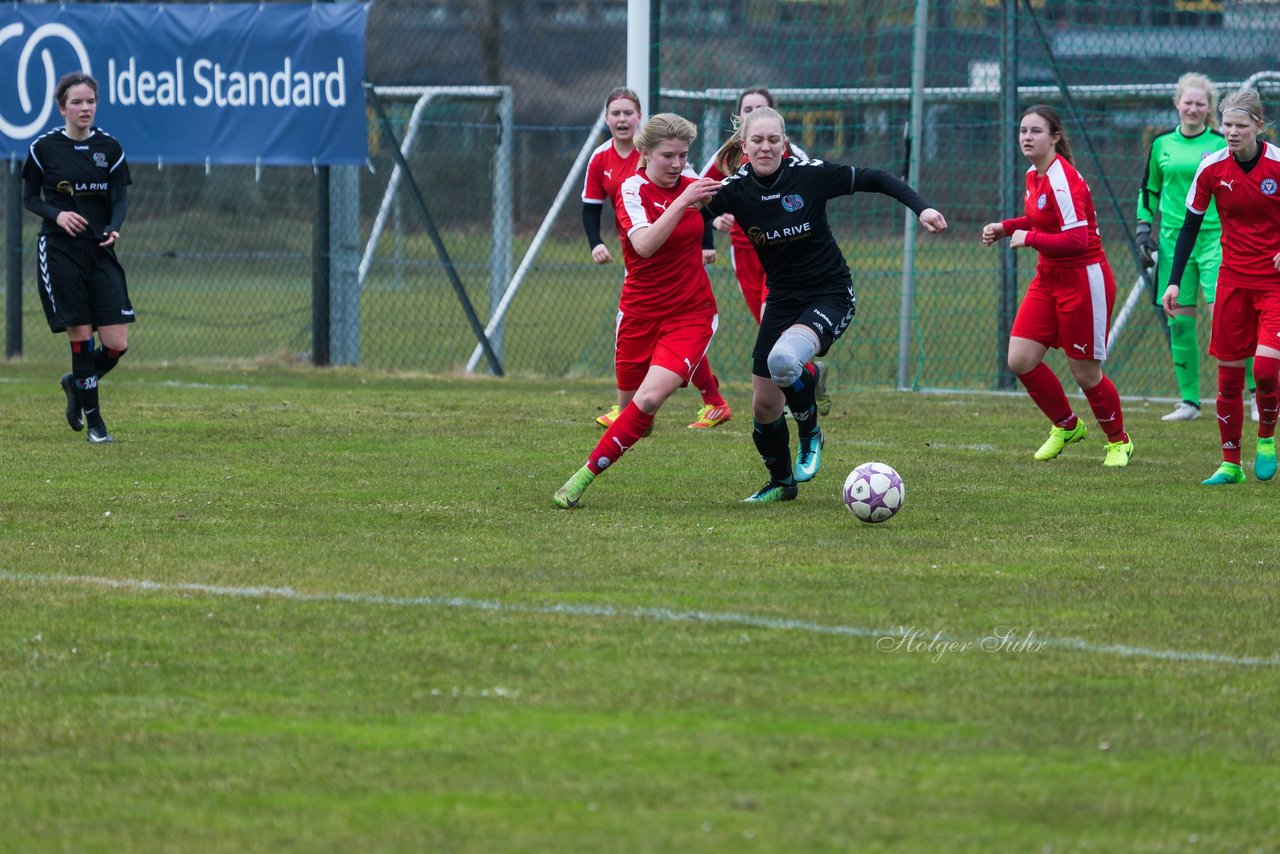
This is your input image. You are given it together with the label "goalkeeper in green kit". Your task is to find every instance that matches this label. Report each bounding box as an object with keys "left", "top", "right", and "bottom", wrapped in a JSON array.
[{"left": 1138, "top": 73, "right": 1256, "bottom": 422}]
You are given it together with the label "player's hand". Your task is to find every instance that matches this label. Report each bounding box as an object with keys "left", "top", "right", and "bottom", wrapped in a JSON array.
[
  {"left": 1136, "top": 222, "right": 1158, "bottom": 270},
  {"left": 1009, "top": 229, "right": 1030, "bottom": 249},
  {"left": 56, "top": 211, "right": 87, "bottom": 237},
  {"left": 678, "top": 177, "right": 720, "bottom": 210},
  {"left": 918, "top": 208, "right": 947, "bottom": 233},
  {"left": 1161, "top": 284, "right": 1181, "bottom": 315},
  {"left": 712, "top": 213, "right": 735, "bottom": 232},
  {"left": 702, "top": 249, "right": 717, "bottom": 266},
  {"left": 981, "top": 222, "right": 1005, "bottom": 246},
  {"left": 99, "top": 230, "right": 119, "bottom": 248},
  {"left": 590, "top": 244, "right": 613, "bottom": 265}
]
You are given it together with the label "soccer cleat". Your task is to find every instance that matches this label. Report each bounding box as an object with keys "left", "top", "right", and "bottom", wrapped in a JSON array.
[
  {"left": 795, "top": 428, "right": 824, "bottom": 482},
  {"left": 813, "top": 360, "right": 831, "bottom": 416},
  {"left": 742, "top": 479, "right": 799, "bottom": 503},
  {"left": 596, "top": 405, "right": 620, "bottom": 429},
  {"left": 59, "top": 373, "right": 84, "bottom": 432},
  {"left": 1251, "top": 394, "right": 1261, "bottom": 423},
  {"left": 553, "top": 465, "right": 596, "bottom": 509},
  {"left": 688, "top": 403, "right": 732, "bottom": 429},
  {"left": 1033, "top": 420, "right": 1088, "bottom": 461},
  {"left": 1161, "top": 401, "right": 1201, "bottom": 422},
  {"left": 1256, "top": 437, "right": 1277, "bottom": 482},
  {"left": 86, "top": 423, "right": 113, "bottom": 444},
  {"left": 1102, "top": 437, "right": 1134, "bottom": 468},
  {"left": 1202, "top": 462, "right": 1246, "bottom": 485}
]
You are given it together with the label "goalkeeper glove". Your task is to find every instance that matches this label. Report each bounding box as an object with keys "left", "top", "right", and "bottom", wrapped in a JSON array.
[{"left": 1136, "top": 222, "right": 1158, "bottom": 270}]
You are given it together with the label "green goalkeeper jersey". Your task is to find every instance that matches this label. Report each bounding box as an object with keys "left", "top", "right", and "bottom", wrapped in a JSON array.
[{"left": 1136, "top": 125, "right": 1225, "bottom": 232}]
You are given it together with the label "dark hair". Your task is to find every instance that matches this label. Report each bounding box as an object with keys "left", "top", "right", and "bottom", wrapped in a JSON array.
[
  {"left": 604, "top": 86, "right": 641, "bottom": 113},
  {"left": 1021, "top": 104, "right": 1073, "bottom": 165},
  {"left": 736, "top": 87, "right": 775, "bottom": 114},
  {"left": 56, "top": 72, "right": 98, "bottom": 107}
]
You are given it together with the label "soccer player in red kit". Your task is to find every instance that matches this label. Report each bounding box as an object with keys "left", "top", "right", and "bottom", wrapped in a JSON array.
[
  {"left": 983, "top": 105, "right": 1134, "bottom": 468},
  {"left": 555, "top": 114, "right": 723, "bottom": 508},
  {"left": 582, "top": 88, "right": 731, "bottom": 431},
  {"left": 1162, "top": 88, "right": 1280, "bottom": 484},
  {"left": 701, "top": 87, "right": 829, "bottom": 416}
]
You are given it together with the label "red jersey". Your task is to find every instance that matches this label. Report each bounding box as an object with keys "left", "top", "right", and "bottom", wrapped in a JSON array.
[
  {"left": 1003, "top": 155, "right": 1105, "bottom": 268},
  {"left": 1186, "top": 141, "right": 1280, "bottom": 289},
  {"left": 582, "top": 140, "right": 640, "bottom": 206},
  {"left": 615, "top": 170, "right": 715, "bottom": 319}
]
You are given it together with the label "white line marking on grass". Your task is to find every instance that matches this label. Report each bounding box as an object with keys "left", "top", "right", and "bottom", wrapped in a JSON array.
[{"left": 4, "top": 571, "right": 1278, "bottom": 668}]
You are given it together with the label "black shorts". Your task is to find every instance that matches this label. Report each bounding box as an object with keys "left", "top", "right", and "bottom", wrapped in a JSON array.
[
  {"left": 752, "top": 282, "right": 856, "bottom": 378},
  {"left": 37, "top": 233, "right": 134, "bottom": 334}
]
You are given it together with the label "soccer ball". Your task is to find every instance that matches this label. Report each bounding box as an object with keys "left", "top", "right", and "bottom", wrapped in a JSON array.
[{"left": 842, "top": 462, "right": 904, "bottom": 523}]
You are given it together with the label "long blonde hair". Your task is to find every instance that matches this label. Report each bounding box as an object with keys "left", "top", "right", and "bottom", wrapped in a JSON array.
[
  {"left": 634, "top": 113, "right": 698, "bottom": 169},
  {"left": 713, "top": 106, "right": 788, "bottom": 177},
  {"left": 1175, "top": 72, "right": 1219, "bottom": 131}
]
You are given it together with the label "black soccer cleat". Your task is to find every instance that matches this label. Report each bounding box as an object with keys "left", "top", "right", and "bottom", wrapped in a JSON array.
[
  {"left": 86, "top": 423, "right": 113, "bottom": 444},
  {"left": 60, "top": 373, "right": 84, "bottom": 432}
]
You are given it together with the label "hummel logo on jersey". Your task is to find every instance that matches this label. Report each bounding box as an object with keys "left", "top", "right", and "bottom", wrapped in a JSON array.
[
  {"left": 761, "top": 193, "right": 781, "bottom": 201},
  {"left": 1219, "top": 179, "right": 1236, "bottom": 191},
  {"left": 1071, "top": 343, "right": 1088, "bottom": 353}
]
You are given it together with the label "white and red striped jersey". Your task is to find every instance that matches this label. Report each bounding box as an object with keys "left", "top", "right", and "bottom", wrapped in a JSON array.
[
  {"left": 1004, "top": 154, "right": 1104, "bottom": 268},
  {"left": 1186, "top": 141, "right": 1280, "bottom": 289},
  {"left": 614, "top": 170, "right": 714, "bottom": 319}
]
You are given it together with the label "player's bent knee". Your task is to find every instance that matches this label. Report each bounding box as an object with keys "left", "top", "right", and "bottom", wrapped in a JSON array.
[{"left": 767, "top": 328, "right": 819, "bottom": 388}]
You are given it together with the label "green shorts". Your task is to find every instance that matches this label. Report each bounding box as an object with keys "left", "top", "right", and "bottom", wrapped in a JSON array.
[{"left": 1153, "top": 228, "right": 1221, "bottom": 308}]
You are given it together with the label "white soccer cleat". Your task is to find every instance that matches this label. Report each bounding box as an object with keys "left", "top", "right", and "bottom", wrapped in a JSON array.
[{"left": 1161, "top": 401, "right": 1201, "bottom": 422}]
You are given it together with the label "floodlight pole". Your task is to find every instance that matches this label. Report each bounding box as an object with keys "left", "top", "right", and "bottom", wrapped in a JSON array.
[{"left": 997, "top": 0, "right": 1019, "bottom": 391}]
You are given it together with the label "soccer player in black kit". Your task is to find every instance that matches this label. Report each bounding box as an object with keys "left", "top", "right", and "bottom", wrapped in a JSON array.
[
  {"left": 23, "top": 73, "right": 134, "bottom": 444},
  {"left": 702, "top": 107, "right": 947, "bottom": 502}
]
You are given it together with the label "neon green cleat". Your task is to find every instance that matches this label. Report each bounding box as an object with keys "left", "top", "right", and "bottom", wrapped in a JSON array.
[
  {"left": 743, "top": 480, "right": 798, "bottom": 503},
  {"left": 553, "top": 465, "right": 596, "bottom": 509},
  {"left": 813, "top": 360, "right": 831, "bottom": 416},
  {"left": 1256, "top": 437, "right": 1277, "bottom": 481},
  {"left": 1033, "top": 420, "right": 1088, "bottom": 461},
  {"left": 1103, "top": 437, "right": 1134, "bottom": 468},
  {"left": 795, "top": 428, "right": 824, "bottom": 482},
  {"left": 688, "top": 403, "right": 732, "bottom": 429},
  {"left": 596, "top": 405, "right": 620, "bottom": 429},
  {"left": 1202, "top": 462, "right": 1246, "bottom": 485}
]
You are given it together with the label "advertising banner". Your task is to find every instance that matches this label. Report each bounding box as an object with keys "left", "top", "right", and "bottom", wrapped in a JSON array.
[{"left": 1, "top": 3, "right": 369, "bottom": 165}]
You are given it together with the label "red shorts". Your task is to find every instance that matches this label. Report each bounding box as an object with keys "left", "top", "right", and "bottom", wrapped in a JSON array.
[
  {"left": 730, "top": 226, "right": 767, "bottom": 324},
  {"left": 613, "top": 309, "right": 718, "bottom": 391},
  {"left": 1010, "top": 260, "right": 1116, "bottom": 361},
  {"left": 1209, "top": 284, "right": 1280, "bottom": 362}
]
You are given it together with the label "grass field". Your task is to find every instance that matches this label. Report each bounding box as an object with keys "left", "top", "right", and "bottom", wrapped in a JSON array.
[{"left": 2, "top": 359, "right": 1279, "bottom": 851}]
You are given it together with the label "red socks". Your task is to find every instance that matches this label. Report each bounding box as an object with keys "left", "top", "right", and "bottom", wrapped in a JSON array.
[
  {"left": 1017, "top": 363, "right": 1075, "bottom": 428},
  {"left": 691, "top": 359, "right": 725, "bottom": 407},
  {"left": 1253, "top": 355, "right": 1280, "bottom": 439},
  {"left": 1082, "top": 374, "right": 1126, "bottom": 443},
  {"left": 587, "top": 402, "right": 654, "bottom": 475},
  {"left": 1217, "top": 365, "right": 1247, "bottom": 464}
]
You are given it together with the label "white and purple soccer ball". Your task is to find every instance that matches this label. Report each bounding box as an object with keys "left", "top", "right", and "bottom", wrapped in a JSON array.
[{"left": 842, "top": 462, "right": 904, "bottom": 523}]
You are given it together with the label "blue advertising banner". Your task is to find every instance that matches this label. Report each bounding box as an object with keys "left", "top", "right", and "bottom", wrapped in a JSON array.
[{"left": 1, "top": 3, "right": 369, "bottom": 165}]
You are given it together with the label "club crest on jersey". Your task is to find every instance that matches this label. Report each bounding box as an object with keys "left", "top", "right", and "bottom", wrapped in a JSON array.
[
  {"left": 92, "top": 152, "right": 108, "bottom": 168},
  {"left": 1262, "top": 178, "right": 1278, "bottom": 196},
  {"left": 781, "top": 194, "right": 805, "bottom": 212},
  {"left": 1036, "top": 193, "right": 1047, "bottom": 210}
]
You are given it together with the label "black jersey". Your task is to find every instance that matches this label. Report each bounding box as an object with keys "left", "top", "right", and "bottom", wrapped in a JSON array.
[
  {"left": 703, "top": 157, "right": 855, "bottom": 293},
  {"left": 704, "top": 157, "right": 930, "bottom": 295},
  {"left": 22, "top": 128, "right": 131, "bottom": 242}
]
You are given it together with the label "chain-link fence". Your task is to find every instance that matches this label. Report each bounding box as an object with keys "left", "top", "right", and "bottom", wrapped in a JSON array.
[{"left": 4, "top": 0, "right": 1278, "bottom": 400}]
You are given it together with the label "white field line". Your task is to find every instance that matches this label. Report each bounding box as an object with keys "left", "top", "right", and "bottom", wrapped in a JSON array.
[{"left": 3, "top": 571, "right": 1278, "bottom": 668}]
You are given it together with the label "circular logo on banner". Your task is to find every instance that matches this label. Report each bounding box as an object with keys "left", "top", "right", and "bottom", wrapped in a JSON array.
[
  {"left": 1261, "top": 178, "right": 1278, "bottom": 196},
  {"left": 1037, "top": 193, "right": 1048, "bottom": 210},
  {"left": 0, "top": 23, "right": 93, "bottom": 140},
  {"left": 781, "top": 194, "right": 805, "bottom": 212}
]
